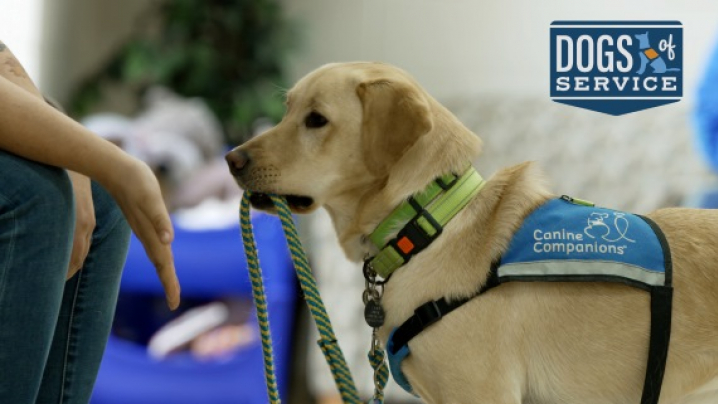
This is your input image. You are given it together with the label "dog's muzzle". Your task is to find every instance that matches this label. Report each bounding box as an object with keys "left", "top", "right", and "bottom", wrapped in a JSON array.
[{"left": 225, "top": 149, "right": 315, "bottom": 213}]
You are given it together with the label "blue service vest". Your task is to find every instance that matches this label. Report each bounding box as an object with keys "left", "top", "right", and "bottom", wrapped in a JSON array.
[
  {"left": 387, "top": 197, "right": 673, "bottom": 404},
  {"left": 500, "top": 197, "right": 668, "bottom": 289}
]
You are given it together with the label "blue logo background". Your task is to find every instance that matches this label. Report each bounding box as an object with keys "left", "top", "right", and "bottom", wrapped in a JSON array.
[{"left": 550, "top": 21, "right": 683, "bottom": 115}]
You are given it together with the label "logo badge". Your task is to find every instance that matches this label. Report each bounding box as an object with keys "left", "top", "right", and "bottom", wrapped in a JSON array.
[
  {"left": 550, "top": 21, "right": 682, "bottom": 115},
  {"left": 584, "top": 212, "right": 635, "bottom": 243}
]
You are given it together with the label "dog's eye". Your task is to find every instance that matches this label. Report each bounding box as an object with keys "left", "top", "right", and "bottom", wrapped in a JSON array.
[{"left": 305, "top": 112, "right": 328, "bottom": 129}]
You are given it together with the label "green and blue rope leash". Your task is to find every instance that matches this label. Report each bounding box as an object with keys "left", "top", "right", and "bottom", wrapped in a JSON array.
[{"left": 240, "top": 192, "right": 389, "bottom": 404}]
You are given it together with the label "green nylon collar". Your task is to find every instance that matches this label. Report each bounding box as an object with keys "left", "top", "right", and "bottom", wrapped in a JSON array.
[
  {"left": 368, "top": 171, "right": 460, "bottom": 249},
  {"left": 367, "top": 166, "right": 486, "bottom": 279}
]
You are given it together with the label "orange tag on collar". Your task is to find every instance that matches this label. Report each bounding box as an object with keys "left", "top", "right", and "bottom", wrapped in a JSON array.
[{"left": 397, "top": 236, "right": 414, "bottom": 254}]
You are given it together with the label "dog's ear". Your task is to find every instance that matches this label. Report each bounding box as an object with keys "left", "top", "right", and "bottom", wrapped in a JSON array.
[{"left": 356, "top": 79, "right": 433, "bottom": 176}]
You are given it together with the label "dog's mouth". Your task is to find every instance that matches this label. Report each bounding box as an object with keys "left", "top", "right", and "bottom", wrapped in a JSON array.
[{"left": 248, "top": 192, "right": 315, "bottom": 214}]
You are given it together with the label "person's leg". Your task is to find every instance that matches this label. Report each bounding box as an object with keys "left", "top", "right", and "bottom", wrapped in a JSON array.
[
  {"left": 37, "top": 182, "right": 130, "bottom": 404},
  {"left": 0, "top": 151, "right": 75, "bottom": 403}
]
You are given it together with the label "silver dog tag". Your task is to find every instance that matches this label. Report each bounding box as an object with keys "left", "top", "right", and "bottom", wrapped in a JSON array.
[{"left": 364, "top": 300, "right": 385, "bottom": 328}]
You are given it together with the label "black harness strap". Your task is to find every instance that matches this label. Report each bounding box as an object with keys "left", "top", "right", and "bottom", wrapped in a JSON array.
[
  {"left": 388, "top": 267, "right": 500, "bottom": 356},
  {"left": 641, "top": 286, "right": 672, "bottom": 404},
  {"left": 637, "top": 215, "right": 673, "bottom": 404}
]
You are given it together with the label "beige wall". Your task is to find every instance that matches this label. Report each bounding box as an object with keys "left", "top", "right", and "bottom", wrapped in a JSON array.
[
  {"left": 0, "top": 0, "right": 44, "bottom": 84},
  {"left": 35, "top": 1, "right": 718, "bottom": 107},
  {"left": 40, "top": 0, "right": 152, "bottom": 106},
  {"left": 282, "top": 0, "right": 718, "bottom": 104}
]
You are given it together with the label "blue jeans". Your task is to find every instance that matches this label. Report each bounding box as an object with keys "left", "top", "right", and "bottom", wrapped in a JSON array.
[{"left": 0, "top": 150, "right": 131, "bottom": 403}]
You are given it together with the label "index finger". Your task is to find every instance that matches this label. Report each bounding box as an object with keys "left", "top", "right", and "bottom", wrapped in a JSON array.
[
  {"left": 154, "top": 249, "right": 181, "bottom": 310},
  {"left": 133, "top": 212, "right": 181, "bottom": 310}
]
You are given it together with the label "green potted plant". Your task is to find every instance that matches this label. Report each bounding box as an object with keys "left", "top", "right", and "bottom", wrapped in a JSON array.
[{"left": 70, "top": 0, "right": 294, "bottom": 144}]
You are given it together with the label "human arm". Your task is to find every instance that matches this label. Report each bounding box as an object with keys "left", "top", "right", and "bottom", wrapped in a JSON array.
[
  {"left": 0, "top": 72, "right": 180, "bottom": 309},
  {"left": 0, "top": 41, "right": 98, "bottom": 279}
]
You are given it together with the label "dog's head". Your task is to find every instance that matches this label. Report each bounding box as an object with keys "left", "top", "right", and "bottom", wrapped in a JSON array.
[{"left": 226, "top": 62, "right": 481, "bottom": 252}]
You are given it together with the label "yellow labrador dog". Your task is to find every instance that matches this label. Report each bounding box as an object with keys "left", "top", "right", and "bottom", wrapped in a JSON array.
[{"left": 226, "top": 62, "right": 718, "bottom": 404}]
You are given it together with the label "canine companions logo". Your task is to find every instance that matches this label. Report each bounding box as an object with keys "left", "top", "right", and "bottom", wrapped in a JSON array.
[
  {"left": 550, "top": 21, "right": 683, "bottom": 115},
  {"left": 532, "top": 210, "right": 634, "bottom": 256},
  {"left": 584, "top": 212, "right": 635, "bottom": 243}
]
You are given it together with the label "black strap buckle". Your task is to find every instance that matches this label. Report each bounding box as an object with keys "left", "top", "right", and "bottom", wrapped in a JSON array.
[
  {"left": 392, "top": 209, "right": 443, "bottom": 261},
  {"left": 414, "top": 299, "right": 445, "bottom": 328}
]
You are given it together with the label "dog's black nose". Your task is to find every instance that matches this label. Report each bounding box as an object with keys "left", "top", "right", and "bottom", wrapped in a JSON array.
[{"left": 225, "top": 149, "right": 250, "bottom": 175}]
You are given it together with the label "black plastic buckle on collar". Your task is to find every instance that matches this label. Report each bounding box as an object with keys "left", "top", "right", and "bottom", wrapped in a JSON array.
[
  {"left": 391, "top": 208, "right": 443, "bottom": 262},
  {"left": 435, "top": 173, "right": 459, "bottom": 190}
]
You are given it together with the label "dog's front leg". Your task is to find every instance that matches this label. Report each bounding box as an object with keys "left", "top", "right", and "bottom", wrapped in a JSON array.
[
  {"left": 420, "top": 384, "right": 523, "bottom": 404},
  {"left": 402, "top": 355, "right": 524, "bottom": 404}
]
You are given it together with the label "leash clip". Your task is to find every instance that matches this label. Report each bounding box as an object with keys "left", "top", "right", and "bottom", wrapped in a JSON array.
[
  {"left": 363, "top": 259, "right": 391, "bottom": 286},
  {"left": 363, "top": 260, "right": 389, "bottom": 403},
  {"left": 363, "top": 261, "right": 386, "bottom": 328}
]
